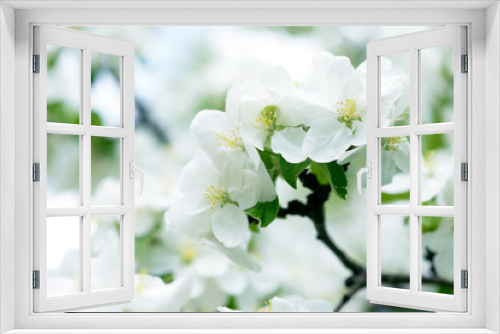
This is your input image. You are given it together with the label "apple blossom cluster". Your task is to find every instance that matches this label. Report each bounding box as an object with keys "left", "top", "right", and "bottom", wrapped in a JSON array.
[{"left": 164, "top": 51, "right": 409, "bottom": 268}]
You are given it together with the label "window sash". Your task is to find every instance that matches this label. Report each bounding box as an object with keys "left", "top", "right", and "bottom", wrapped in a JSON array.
[
  {"left": 366, "top": 26, "right": 468, "bottom": 312},
  {"left": 33, "top": 25, "right": 136, "bottom": 312}
]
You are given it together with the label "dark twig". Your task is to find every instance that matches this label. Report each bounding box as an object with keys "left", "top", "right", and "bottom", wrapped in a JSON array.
[
  {"left": 135, "top": 97, "right": 169, "bottom": 144},
  {"left": 278, "top": 170, "right": 453, "bottom": 312},
  {"left": 334, "top": 271, "right": 366, "bottom": 312}
]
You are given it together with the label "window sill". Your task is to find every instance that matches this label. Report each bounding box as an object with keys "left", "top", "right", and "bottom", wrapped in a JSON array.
[{"left": 4, "top": 330, "right": 498, "bottom": 334}]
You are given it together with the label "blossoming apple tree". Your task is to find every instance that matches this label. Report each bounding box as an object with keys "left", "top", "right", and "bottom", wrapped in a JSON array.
[{"left": 165, "top": 52, "right": 453, "bottom": 311}]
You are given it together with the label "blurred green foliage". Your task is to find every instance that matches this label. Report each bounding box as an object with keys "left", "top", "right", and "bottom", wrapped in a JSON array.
[{"left": 47, "top": 101, "right": 79, "bottom": 124}]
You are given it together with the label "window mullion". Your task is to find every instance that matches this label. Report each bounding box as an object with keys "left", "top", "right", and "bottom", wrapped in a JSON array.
[
  {"left": 409, "top": 47, "right": 420, "bottom": 293},
  {"left": 81, "top": 48, "right": 91, "bottom": 294}
]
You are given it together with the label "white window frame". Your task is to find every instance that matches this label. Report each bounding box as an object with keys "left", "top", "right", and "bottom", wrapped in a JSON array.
[
  {"left": 1, "top": 2, "right": 499, "bottom": 333},
  {"left": 33, "top": 25, "right": 136, "bottom": 312}
]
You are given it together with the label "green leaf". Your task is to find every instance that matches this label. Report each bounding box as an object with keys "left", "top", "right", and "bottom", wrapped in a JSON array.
[
  {"left": 309, "top": 161, "right": 329, "bottom": 185},
  {"left": 258, "top": 150, "right": 280, "bottom": 182},
  {"left": 381, "top": 191, "right": 410, "bottom": 204},
  {"left": 246, "top": 197, "right": 280, "bottom": 228},
  {"left": 279, "top": 156, "right": 310, "bottom": 189},
  {"left": 310, "top": 161, "right": 348, "bottom": 199}
]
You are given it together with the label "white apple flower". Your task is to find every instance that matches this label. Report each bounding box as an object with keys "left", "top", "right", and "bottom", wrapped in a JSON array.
[
  {"left": 190, "top": 109, "right": 275, "bottom": 203},
  {"left": 302, "top": 52, "right": 405, "bottom": 163},
  {"left": 229, "top": 67, "right": 327, "bottom": 163},
  {"left": 300, "top": 53, "right": 366, "bottom": 163},
  {"left": 83, "top": 270, "right": 194, "bottom": 312},
  {"left": 164, "top": 153, "right": 259, "bottom": 248},
  {"left": 217, "top": 295, "right": 333, "bottom": 312}
]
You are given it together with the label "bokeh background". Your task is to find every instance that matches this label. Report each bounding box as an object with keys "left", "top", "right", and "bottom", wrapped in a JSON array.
[{"left": 45, "top": 26, "right": 455, "bottom": 312}]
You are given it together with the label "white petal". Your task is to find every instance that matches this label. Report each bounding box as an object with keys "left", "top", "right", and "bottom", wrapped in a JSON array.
[
  {"left": 260, "top": 66, "right": 295, "bottom": 96},
  {"left": 216, "top": 269, "right": 248, "bottom": 295},
  {"left": 298, "top": 299, "right": 333, "bottom": 312},
  {"left": 220, "top": 155, "right": 246, "bottom": 193},
  {"left": 178, "top": 154, "right": 219, "bottom": 195},
  {"left": 314, "top": 51, "right": 335, "bottom": 67},
  {"left": 356, "top": 60, "right": 367, "bottom": 77},
  {"left": 243, "top": 138, "right": 264, "bottom": 168},
  {"left": 229, "top": 169, "right": 261, "bottom": 210},
  {"left": 239, "top": 98, "right": 271, "bottom": 151},
  {"left": 324, "top": 56, "right": 358, "bottom": 98},
  {"left": 164, "top": 195, "right": 212, "bottom": 237},
  {"left": 390, "top": 77, "right": 410, "bottom": 125},
  {"left": 351, "top": 121, "right": 367, "bottom": 146},
  {"left": 393, "top": 141, "right": 410, "bottom": 173},
  {"left": 211, "top": 204, "right": 249, "bottom": 248},
  {"left": 202, "top": 237, "right": 261, "bottom": 272},
  {"left": 270, "top": 297, "right": 296, "bottom": 312},
  {"left": 381, "top": 80, "right": 403, "bottom": 116},
  {"left": 311, "top": 52, "right": 336, "bottom": 84},
  {"left": 190, "top": 109, "right": 230, "bottom": 154},
  {"left": 337, "top": 145, "right": 366, "bottom": 164},
  {"left": 256, "top": 161, "right": 277, "bottom": 202},
  {"left": 342, "top": 75, "right": 365, "bottom": 104},
  {"left": 217, "top": 306, "right": 242, "bottom": 312},
  {"left": 149, "top": 270, "right": 194, "bottom": 312},
  {"left": 380, "top": 150, "right": 398, "bottom": 186},
  {"left": 226, "top": 81, "right": 269, "bottom": 122},
  {"left": 271, "top": 127, "right": 308, "bottom": 163},
  {"left": 194, "top": 250, "right": 230, "bottom": 278},
  {"left": 277, "top": 92, "right": 332, "bottom": 127},
  {"left": 225, "top": 85, "right": 244, "bottom": 124},
  {"left": 303, "top": 118, "right": 354, "bottom": 163},
  {"left": 381, "top": 173, "right": 410, "bottom": 194}
]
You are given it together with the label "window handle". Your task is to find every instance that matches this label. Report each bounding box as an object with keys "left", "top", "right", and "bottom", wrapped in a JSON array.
[
  {"left": 129, "top": 161, "right": 144, "bottom": 194},
  {"left": 357, "top": 162, "right": 371, "bottom": 195}
]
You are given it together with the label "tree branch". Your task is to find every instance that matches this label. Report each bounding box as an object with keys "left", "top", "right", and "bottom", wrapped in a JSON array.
[
  {"left": 278, "top": 172, "right": 363, "bottom": 275},
  {"left": 278, "top": 170, "right": 453, "bottom": 312}
]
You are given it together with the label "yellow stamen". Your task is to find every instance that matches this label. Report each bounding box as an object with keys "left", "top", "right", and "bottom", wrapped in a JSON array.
[
  {"left": 257, "top": 300, "right": 273, "bottom": 312},
  {"left": 336, "top": 98, "right": 362, "bottom": 122},
  {"left": 216, "top": 128, "right": 242, "bottom": 149},
  {"left": 179, "top": 241, "right": 197, "bottom": 263},
  {"left": 203, "top": 184, "right": 229, "bottom": 209},
  {"left": 255, "top": 105, "right": 278, "bottom": 132},
  {"left": 385, "top": 136, "right": 408, "bottom": 151}
]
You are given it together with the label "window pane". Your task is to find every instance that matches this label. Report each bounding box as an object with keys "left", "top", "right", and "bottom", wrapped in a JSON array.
[
  {"left": 421, "top": 44, "right": 454, "bottom": 124},
  {"left": 91, "top": 215, "right": 121, "bottom": 291},
  {"left": 380, "top": 215, "right": 410, "bottom": 290},
  {"left": 421, "top": 216, "right": 454, "bottom": 295},
  {"left": 47, "top": 216, "right": 81, "bottom": 296},
  {"left": 380, "top": 136, "right": 410, "bottom": 205},
  {"left": 91, "top": 52, "right": 121, "bottom": 127},
  {"left": 91, "top": 136, "right": 121, "bottom": 206},
  {"left": 46, "top": 44, "right": 80, "bottom": 124},
  {"left": 380, "top": 52, "right": 410, "bottom": 127},
  {"left": 421, "top": 133, "right": 454, "bottom": 206},
  {"left": 47, "top": 133, "right": 80, "bottom": 208}
]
